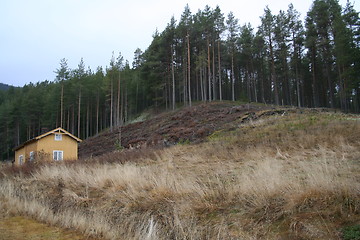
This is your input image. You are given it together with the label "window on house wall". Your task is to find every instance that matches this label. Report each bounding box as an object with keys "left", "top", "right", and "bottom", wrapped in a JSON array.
[
  {"left": 53, "top": 150, "right": 63, "bottom": 161},
  {"left": 29, "top": 151, "right": 35, "bottom": 161},
  {"left": 55, "top": 133, "right": 62, "bottom": 141},
  {"left": 19, "top": 155, "right": 24, "bottom": 165}
]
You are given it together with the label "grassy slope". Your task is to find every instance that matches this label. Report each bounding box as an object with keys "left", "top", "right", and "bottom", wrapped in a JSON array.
[{"left": 1, "top": 104, "right": 360, "bottom": 239}]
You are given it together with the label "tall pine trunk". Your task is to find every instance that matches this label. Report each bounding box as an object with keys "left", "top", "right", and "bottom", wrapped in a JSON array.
[
  {"left": 325, "top": 62, "right": 334, "bottom": 108},
  {"left": 16, "top": 121, "right": 20, "bottom": 146},
  {"left": 110, "top": 76, "right": 113, "bottom": 132},
  {"left": 67, "top": 108, "right": 70, "bottom": 132},
  {"left": 183, "top": 57, "right": 187, "bottom": 106},
  {"left": 121, "top": 75, "right": 125, "bottom": 125},
  {"left": 60, "top": 83, "right": 64, "bottom": 128},
  {"left": 117, "top": 72, "right": 121, "bottom": 126},
  {"left": 171, "top": 46, "right": 176, "bottom": 110},
  {"left": 187, "top": 34, "right": 192, "bottom": 107},
  {"left": 77, "top": 88, "right": 81, "bottom": 138},
  {"left": 246, "top": 66, "right": 251, "bottom": 101},
  {"left": 294, "top": 40, "right": 301, "bottom": 107},
  {"left": 96, "top": 93, "right": 99, "bottom": 135},
  {"left": 200, "top": 67, "right": 204, "bottom": 101},
  {"left": 231, "top": 54, "right": 235, "bottom": 101},
  {"left": 311, "top": 52, "right": 318, "bottom": 107},
  {"left": 124, "top": 79, "right": 128, "bottom": 122},
  {"left": 251, "top": 59, "right": 258, "bottom": 102},
  {"left": 296, "top": 65, "right": 301, "bottom": 107},
  {"left": 269, "top": 37, "right": 279, "bottom": 105},
  {"left": 218, "top": 40, "right": 222, "bottom": 101},
  {"left": 71, "top": 105, "right": 75, "bottom": 134},
  {"left": 207, "top": 39, "right": 212, "bottom": 102},
  {"left": 212, "top": 41, "right": 216, "bottom": 100},
  {"left": 86, "top": 101, "right": 89, "bottom": 139}
]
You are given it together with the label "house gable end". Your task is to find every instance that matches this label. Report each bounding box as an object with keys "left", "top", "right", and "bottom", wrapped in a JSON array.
[
  {"left": 36, "top": 133, "right": 79, "bottom": 161},
  {"left": 36, "top": 127, "right": 82, "bottom": 143}
]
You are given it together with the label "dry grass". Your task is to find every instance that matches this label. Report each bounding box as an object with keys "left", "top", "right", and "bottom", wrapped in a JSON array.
[
  {"left": 0, "top": 111, "right": 360, "bottom": 239},
  {"left": 0, "top": 214, "right": 91, "bottom": 240}
]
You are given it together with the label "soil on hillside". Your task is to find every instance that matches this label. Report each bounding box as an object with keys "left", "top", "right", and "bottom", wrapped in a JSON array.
[
  {"left": 0, "top": 216, "right": 94, "bottom": 240},
  {"left": 79, "top": 102, "right": 288, "bottom": 159}
]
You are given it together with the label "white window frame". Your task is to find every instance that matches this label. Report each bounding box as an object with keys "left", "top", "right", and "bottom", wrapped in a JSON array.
[
  {"left": 55, "top": 133, "right": 62, "bottom": 141},
  {"left": 19, "top": 155, "right": 24, "bottom": 165},
  {"left": 53, "top": 150, "right": 63, "bottom": 161},
  {"left": 29, "top": 151, "right": 35, "bottom": 161}
]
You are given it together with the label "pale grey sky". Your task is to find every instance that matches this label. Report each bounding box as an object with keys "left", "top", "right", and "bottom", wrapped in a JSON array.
[{"left": 0, "top": 0, "right": 358, "bottom": 87}]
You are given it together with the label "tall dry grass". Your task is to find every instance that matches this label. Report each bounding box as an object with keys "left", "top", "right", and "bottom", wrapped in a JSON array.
[{"left": 0, "top": 112, "right": 359, "bottom": 239}]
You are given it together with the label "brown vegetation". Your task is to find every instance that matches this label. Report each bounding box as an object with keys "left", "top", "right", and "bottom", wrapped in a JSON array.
[
  {"left": 1, "top": 103, "right": 360, "bottom": 239},
  {"left": 0, "top": 215, "right": 92, "bottom": 240},
  {"left": 78, "top": 102, "right": 272, "bottom": 158}
]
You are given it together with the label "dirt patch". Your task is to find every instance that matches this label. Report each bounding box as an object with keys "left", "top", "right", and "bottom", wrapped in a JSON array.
[{"left": 0, "top": 216, "right": 94, "bottom": 240}]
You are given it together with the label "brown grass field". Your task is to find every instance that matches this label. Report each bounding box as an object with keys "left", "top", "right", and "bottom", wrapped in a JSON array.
[{"left": 1, "top": 105, "right": 360, "bottom": 239}]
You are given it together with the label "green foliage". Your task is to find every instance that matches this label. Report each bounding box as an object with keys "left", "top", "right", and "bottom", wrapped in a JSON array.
[
  {"left": 114, "top": 139, "right": 124, "bottom": 151},
  {"left": 177, "top": 138, "right": 191, "bottom": 145},
  {"left": 0, "top": 83, "right": 12, "bottom": 91},
  {"left": 208, "top": 129, "right": 226, "bottom": 141},
  {"left": 342, "top": 225, "right": 360, "bottom": 240}
]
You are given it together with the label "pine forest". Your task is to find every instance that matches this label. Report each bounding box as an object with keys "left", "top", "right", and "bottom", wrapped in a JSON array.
[{"left": 0, "top": 0, "right": 359, "bottom": 160}]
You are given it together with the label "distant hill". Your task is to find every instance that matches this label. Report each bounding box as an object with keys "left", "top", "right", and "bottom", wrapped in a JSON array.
[{"left": 0, "top": 83, "right": 12, "bottom": 91}]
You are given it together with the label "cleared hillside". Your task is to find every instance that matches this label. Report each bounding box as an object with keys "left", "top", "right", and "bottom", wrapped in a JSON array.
[
  {"left": 79, "top": 102, "right": 296, "bottom": 159},
  {"left": 1, "top": 103, "right": 360, "bottom": 240}
]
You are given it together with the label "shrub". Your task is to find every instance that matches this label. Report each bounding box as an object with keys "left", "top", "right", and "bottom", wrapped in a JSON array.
[{"left": 342, "top": 225, "right": 360, "bottom": 240}]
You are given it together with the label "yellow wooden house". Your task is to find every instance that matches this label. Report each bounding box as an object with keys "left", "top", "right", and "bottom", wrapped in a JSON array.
[{"left": 14, "top": 127, "right": 82, "bottom": 165}]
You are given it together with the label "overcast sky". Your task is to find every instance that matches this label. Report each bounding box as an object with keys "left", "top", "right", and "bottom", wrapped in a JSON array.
[{"left": 0, "top": 0, "right": 358, "bottom": 87}]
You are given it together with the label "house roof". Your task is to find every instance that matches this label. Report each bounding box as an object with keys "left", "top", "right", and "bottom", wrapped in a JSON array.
[
  {"left": 36, "top": 127, "right": 82, "bottom": 142},
  {"left": 13, "top": 127, "right": 82, "bottom": 151}
]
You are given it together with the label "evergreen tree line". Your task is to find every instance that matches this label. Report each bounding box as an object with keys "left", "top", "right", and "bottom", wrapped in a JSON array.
[
  {"left": 141, "top": 1, "right": 360, "bottom": 110},
  {"left": 0, "top": 0, "right": 359, "bottom": 160}
]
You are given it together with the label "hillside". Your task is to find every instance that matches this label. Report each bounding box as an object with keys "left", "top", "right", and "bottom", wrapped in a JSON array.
[
  {"left": 79, "top": 102, "right": 288, "bottom": 159},
  {"left": 1, "top": 102, "right": 360, "bottom": 240}
]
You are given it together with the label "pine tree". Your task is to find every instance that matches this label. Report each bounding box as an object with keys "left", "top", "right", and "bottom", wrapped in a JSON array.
[
  {"left": 239, "top": 23, "right": 256, "bottom": 102},
  {"left": 178, "top": 4, "right": 193, "bottom": 105},
  {"left": 288, "top": 4, "right": 305, "bottom": 107},
  {"left": 54, "top": 58, "right": 70, "bottom": 128},
  {"left": 213, "top": 6, "right": 225, "bottom": 101},
  {"left": 74, "top": 58, "right": 86, "bottom": 138},
  {"left": 260, "top": 7, "right": 279, "bottom": 105},
  {"left": 226, "top": 12, "right": 239, "bottom": 101}
]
